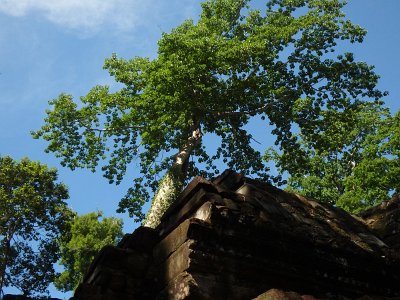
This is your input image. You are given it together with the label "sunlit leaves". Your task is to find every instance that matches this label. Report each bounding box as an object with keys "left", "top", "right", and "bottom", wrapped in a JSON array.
[
  {"left": 0, "top": 156, "right": 72, "bottom": 296},
  {"left": 34, "top": 0, "right": 384, "bottom": 220},
  {"left": 268, "top": 105, "right": 400, "bottom": 213},
  {"left": 55, "top": 212, "right": 123, "bottom": 292}
]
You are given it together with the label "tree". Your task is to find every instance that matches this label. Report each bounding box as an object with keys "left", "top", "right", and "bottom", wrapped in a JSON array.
[
  {"left": 0, "top": 155, "right": 72, "bottom": 297},
  {"left": 341, "top": 109, "right": 400, "bottom": 211},
  {"left": 266, "top": 105, "right": 400, "bottom": 213},
  {"left": 54, "top": 211, "right": 123, "bottom": 292},
  {"left": 33, "top": 0, "right": 385, "bottom": 228}
]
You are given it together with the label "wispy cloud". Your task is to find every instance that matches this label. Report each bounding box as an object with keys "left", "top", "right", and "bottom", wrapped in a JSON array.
[{"left": 0, "top": 0, "right": 149, "bottom": 33}]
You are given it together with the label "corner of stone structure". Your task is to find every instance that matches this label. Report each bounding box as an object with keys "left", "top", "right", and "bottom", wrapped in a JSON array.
[{"left": 71, "top": 170, "right": 400, "bottom": 300}]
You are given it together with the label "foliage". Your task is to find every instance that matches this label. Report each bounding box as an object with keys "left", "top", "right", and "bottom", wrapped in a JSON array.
[
  {"left": 33, "top": 0, "right": 385, "bottom": 221},
  {"left": 266, "top": 105, "right": 400, "bottom": 212},
  {"left": 0, "top": 155, "right": 72, "bottom": 297},
  {"left": 55, "top": 211, "right": 123, "bottom": 292},
  {"left": 341, "top": 110, "right": 400, "bottom": 211}
]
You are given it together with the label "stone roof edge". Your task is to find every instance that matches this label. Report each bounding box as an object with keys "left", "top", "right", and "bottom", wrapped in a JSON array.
[
  {"left": 79, "top": 245, "right": 118, "bottom": 287},
  {"left": 158, "top": 176, "right": 212, "bottom": 223},
  {"left": 158, "top": 170, "right": 244, "bottom": 223},
  {"left": 154, "top": 170, "right": 246, "bottom": 238}
]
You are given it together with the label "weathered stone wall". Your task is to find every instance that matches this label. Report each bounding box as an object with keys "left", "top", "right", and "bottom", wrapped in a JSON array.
[
  {"left": 71, "top": 170, "right": 400, "bottom": 300},
  {"left": 359, "top": 194, "right": 400, "bottom": 251}
]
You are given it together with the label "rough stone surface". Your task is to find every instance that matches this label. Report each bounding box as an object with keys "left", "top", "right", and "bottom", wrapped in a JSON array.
[
  {"left": 253, "top": 289, "right": 317, "bottom": 300},
  {"left": 71, "top": 170, "right": 400, "bottom": 300},
  {"left": 359, "top": 194, "right": 400, "bottom": 251}
]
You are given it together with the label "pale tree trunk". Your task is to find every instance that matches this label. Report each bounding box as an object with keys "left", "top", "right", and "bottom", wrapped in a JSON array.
[{"left": 143, "top": 125, "right": 202, "bottom": 228}]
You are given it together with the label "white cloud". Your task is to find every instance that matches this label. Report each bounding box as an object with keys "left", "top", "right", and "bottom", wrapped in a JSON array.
[{"left": 0, "top": 0, "right": 147, "bottom": 32}]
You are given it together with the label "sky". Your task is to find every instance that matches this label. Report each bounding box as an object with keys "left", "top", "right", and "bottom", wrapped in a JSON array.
[{"left": 1, "top": 0, "right": 400, "bottom": 297}]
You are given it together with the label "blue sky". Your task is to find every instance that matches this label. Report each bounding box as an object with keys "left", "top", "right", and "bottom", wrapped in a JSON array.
[{"left": 1, "top": 0, "right": 400, "bottom": 297}]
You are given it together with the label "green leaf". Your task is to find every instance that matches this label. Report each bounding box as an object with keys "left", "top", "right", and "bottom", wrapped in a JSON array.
[
  {"left": 33, "top": 0, "right": 386, "bottom": 220},
  {"left": 0, "top": 155, "right": 72, "bottom": 296}
]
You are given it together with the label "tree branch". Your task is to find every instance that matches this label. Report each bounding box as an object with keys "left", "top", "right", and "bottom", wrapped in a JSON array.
[
  {"left": 85, "top": 125, "right": 144, "bottom": 133},
  {"left": 210, "top": 103, "right": 272, "bottom": 117}
]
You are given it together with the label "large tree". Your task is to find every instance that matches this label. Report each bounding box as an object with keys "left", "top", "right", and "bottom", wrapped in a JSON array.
[
  {"left": 33, "top": 0, "right": 385, "bottom": 227},
  {"left": 0, "top": 156, "right": 72, "bottom": 297},
  {"left": 55, "top": 211, "right": 123, "bottom": 292}
]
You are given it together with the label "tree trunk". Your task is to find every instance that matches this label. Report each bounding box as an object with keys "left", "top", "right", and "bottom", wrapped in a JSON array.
[
  {"left": 143, "top": 125, "right": 202, "bottom": 228},
  {"left": 0, "top": 233, "right": 12, "bottom": 296}
]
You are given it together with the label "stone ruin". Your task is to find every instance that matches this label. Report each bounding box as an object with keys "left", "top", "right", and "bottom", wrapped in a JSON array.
[
  {"left": 68, "top": 170, "right": 400, "bottom": 299},
  {"left": 5, "top": 170, "right": 399, "bottom": 299}
]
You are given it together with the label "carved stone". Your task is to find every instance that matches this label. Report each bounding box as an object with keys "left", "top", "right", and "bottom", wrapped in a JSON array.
[{"left": 71, "top": 170, "right": 400, "bottom": 299}]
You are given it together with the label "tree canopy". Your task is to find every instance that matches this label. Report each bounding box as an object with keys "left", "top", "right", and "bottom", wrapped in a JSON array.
[
  {"left": 33, "top": 0, "right": 385, "bottom": 226},
  {"left": 0, "top": 155, "right": 72, "bottom": 297},
  {"left": 55, "top": 211, "right": 123, "bottom": 292},
  {"left": 266, "top": 104, "right": 400, "bottom": 212}
]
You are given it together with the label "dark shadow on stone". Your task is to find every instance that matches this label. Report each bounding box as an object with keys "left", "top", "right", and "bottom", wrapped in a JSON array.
[{"left": 71, "top": 170, "right": 400, "bottom": 300}]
